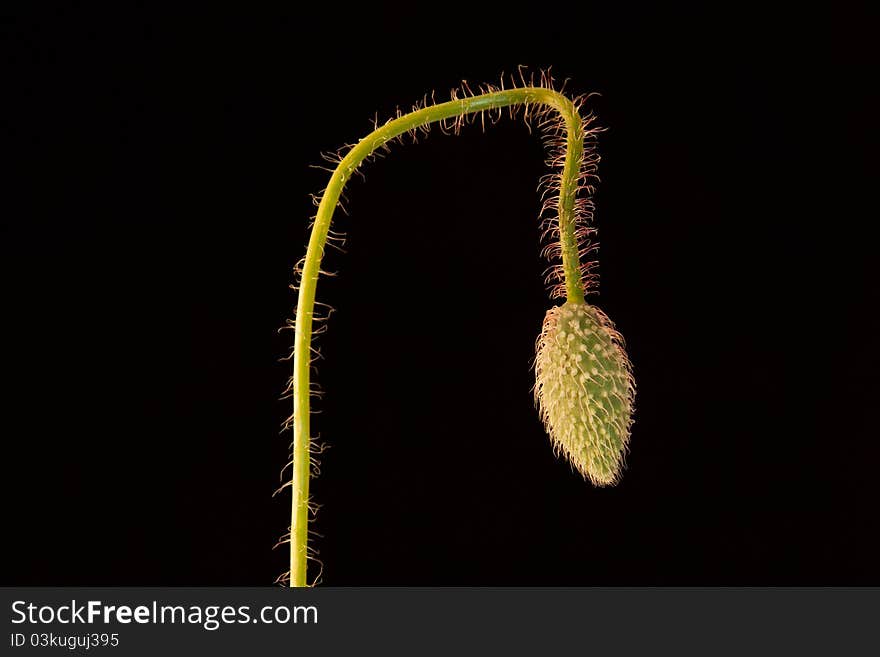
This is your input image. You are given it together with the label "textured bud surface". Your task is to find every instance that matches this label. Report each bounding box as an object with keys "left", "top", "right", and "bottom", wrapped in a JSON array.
[{"left": 534, "top": 302, "right": 635, "bottom": 486}]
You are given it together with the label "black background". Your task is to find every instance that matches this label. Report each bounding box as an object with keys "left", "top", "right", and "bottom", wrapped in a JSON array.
[{"left": 3, "top": 5, "right": 877, "bottom": 585}]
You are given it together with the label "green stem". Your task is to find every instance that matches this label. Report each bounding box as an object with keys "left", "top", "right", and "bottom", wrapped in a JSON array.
[{"left": 290, "top": 87, "right": 587, "bottom": 586}]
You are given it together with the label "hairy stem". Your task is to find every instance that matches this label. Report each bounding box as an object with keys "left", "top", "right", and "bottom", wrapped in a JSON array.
[{"left": 290, "top": 87, "right": 587, "bottom": 586}]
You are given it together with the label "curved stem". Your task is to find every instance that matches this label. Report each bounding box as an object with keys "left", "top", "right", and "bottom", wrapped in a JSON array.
[{"left": 290, "top": 87, "right": 587, "bottom": 586}]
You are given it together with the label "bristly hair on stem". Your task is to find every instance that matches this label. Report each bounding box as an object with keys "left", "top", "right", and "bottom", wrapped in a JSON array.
[{"left": 282, "top": 68, "right": 606, "bottom": 587}]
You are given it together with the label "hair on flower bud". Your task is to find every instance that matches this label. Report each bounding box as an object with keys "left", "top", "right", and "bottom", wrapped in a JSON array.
[{"left": 534, "top": 302, "right": 635, "bottom": 486}]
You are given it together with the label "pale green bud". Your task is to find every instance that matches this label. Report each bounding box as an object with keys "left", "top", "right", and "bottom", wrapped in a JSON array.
[{"left": 534, "top": 302, "right": 635, "bottom": 486}]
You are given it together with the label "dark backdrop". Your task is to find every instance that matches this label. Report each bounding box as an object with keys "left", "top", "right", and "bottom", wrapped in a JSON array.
[{"left": 3, "top": 5, "right": 877, "bottom": 584}]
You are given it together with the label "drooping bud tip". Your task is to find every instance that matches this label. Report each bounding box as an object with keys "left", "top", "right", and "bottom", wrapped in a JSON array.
[{"left": 534, "top": 302, "right": 635, "bottom": 486}]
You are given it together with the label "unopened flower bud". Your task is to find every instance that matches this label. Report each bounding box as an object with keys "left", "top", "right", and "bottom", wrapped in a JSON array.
[{"left": 534, "top": 302, "right": 635, "bottom": 486}]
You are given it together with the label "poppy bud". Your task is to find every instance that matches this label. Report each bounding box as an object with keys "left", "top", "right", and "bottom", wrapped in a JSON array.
[{"left": 535, "top": 302, "right": 635, "bottom": 486}]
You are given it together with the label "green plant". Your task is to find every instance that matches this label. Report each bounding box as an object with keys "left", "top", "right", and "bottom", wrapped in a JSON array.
[{"left": 283, "top": 71, "right": 634, "bottom": 587}]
